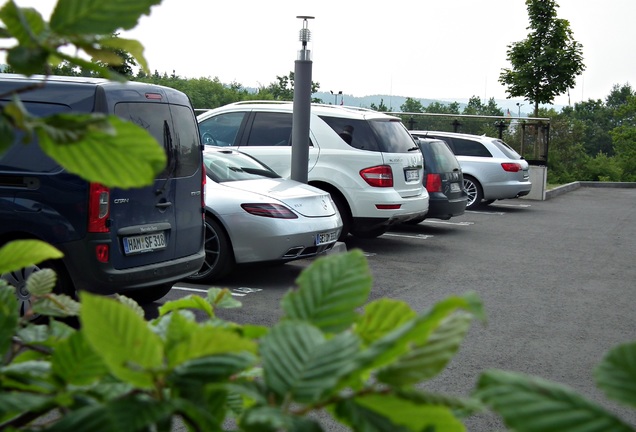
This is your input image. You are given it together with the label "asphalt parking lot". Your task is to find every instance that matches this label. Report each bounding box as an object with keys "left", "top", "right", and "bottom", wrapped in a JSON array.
[{"left": 153, "top": 186, "right": 636, "bottom": 431}]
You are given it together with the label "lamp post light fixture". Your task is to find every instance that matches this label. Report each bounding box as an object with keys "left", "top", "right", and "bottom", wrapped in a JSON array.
[
  {"left": 330, "top": 90, "right": 342, "bottom": 105},
  {"left": 516, "top": 102, "right": 525, "bottom": 118}
]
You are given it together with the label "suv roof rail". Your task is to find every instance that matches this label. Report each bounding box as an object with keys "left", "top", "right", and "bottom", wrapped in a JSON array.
[
  {"left": 228, "top": 100, "right": 292, "bottom": 106},
  {"left": 224, "top": 100, "right": 380, "bottom": 113}
]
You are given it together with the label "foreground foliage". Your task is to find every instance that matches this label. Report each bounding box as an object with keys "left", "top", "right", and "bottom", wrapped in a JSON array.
[{"left": 1, "top": 243, "right": 635, "bottom": 432}]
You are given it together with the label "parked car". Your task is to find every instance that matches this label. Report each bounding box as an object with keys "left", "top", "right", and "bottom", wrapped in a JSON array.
[
  {"left": 410, "top": 131, "right": 531, "bottom": 209},
  {"left": 186, "top": 147, "right": 342, "bottom": 282},
  {"left": 406, "top": 137, "right": 467, "bottom": 223},
  {"left": 0, "top": 74, "right": 206, "bottom": 318},
  {"left": 197, "top": 101, "right": 429, "bottom": 240}
]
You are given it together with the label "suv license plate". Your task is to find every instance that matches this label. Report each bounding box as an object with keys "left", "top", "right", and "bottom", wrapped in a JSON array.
[
  {"left": 123, "top": 232, "right": 167, "bottom": 255},
  {"left": 405, "top": 169, "right": 419, "bottom": 182},
  {"left": 316, "top": 231, "right": 338, "bottom": 246}
]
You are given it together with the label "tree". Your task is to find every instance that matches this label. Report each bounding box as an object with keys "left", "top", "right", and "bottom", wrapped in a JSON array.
[
  {"left": 400, "top": 97, "right": 424, "bottom": 113},
  {"left": 370, "top": 98, "right": 390, "bottom": 112},
  {"left": 499, "top": 0, "right": 585, "bottom": 117},
  {"left": 265, "top": 71, "right": 322, "bottom": 103}
]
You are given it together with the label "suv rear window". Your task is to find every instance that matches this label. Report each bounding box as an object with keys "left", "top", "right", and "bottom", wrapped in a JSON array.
[{"left": 320, "top": 116, "right": 417, "bottom": 153}]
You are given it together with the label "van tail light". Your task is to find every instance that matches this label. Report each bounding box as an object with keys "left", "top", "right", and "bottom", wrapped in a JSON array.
[
  {"left": 501, "top": 162, "right": 522, "bottom": 172},
  {"left": 88, "top": 183, "right": 110, "bottom": 233},
  {"left": 360, "top": 165, "right": 393, "bottom": 187},
  {"left": 95, "top": 244, "right": 109, "bottom": 263},
  {"left": 241, "top": 203, "right": 298, "bottom": 219},
  {"left": 426, "top": 173, "right": 442, "bottom": 193}
]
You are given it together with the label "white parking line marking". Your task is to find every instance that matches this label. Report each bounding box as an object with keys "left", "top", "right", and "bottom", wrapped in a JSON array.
[
  {"left": 466, "top": 210, "right": 506, "bottom": 215},
  {"left": 494, "top": 203, "right": 532, "bottom": 208},
  {"left": 172, "top": 285, "right": 245, "bottom": 297},
  {"left": 422, "top": 220, "right": 474, "bottom": 226},
  {"left": 383, "top": 233, "right": 434, "bottom": 240}
]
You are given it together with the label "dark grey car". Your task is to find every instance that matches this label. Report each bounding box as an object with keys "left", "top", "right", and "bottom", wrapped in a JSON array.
[{"left": 406, "top": 137, "right": 467, "bottom": 224}]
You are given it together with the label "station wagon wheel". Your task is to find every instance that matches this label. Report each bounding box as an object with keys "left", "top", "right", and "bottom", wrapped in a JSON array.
[
  {"left": 186, "top": 216, "right": 234, "bottom": 283},
  {"left": 463, "top": 175, "right": 483, "bottom": 210}
]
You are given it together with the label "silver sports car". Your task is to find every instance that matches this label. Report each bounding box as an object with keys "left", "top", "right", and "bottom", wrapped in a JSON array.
[{"left": 186, "top": 147, "right": 342, "bottom": 283}]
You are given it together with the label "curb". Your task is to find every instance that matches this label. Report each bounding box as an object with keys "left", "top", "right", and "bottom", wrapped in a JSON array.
[{"left": 545, "top": 181, "right": 636, "bottom": 200}]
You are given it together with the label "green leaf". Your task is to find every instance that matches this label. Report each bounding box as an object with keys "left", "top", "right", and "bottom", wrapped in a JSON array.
[
  {"left": 282, "top": 250, "right": 372, "bottom": 333},
  {"left": 356, "top": 298, "right": 416, "bottom": 346},
  {"left": 240, "top": 406, "right": 296, "bottom": 432},
  {"left": 333, "top": 398, "right": 409, "bottom": 432},
  {"left": 594, "top": 341, "right": 636, "bottom": 408},
  {"left": 0, "top": 240, "right": 63, "bottom": 274},
  {"left": 25, "top": 268, "right": 57, "bottom": 295},
  {"left": 168, "top": 352, "right": 256, "bottom": 386},
  {"left": 32, "top": 293, "right": 80, "bottom": 317},
  {"left": 476, "top": 369, "right": 633, "bottom": 432},
  {"left": 79, "top": 292, "right": 164, "bottom": 389},
  {"left": 50, "top": 0, "right": 162, "bottom": 35},
  {"left": 52, "top": 331, "right": 109, "bottom": 386},
  {"left": 99, "top": 36, "right": 149, "bottom": 73},
  {"left": 377, "top": 312, "right": 474, "bottom": 385},
  {"left": 167, "top": 325, "right": 256, "bottom": 368},
  {"left": 0, "top": 2, "right": 47, "bottom": 46},
  {"left": 0, "top": 392, "right": 53, "bottom": 419},
  {"left": 1, "top": 360, "right": 56, "bottom": 393},
  {"left": 114, "top": 294, "right": 145, "bottom": 318},
  {"left": 357, "top": 292, "right": 484, "bottom": 373},
  {"left": 260, "top": 321, "right": 361, "bottom": 404},
  {"left": 44, "top": 394, "right": 174, "bottom": 432},
  {"left": 335, "top": 394, "right": 465, "bottom": 432},
  {"left": 0, "top": 285, "right": 19, "bottom": 358},
  {"left": 36, "top": 114, "right": 166, "bottom": 189},
  {"left": 207, "top": 287, "right": 242, "bottom": 309},
  {"left": 159, "top": 294, "right": 215, "bottom": 318}
]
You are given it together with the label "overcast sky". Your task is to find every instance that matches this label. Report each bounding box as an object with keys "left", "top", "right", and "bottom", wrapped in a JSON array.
[{"left": 7, "top": 1, "right": 636, "bottom": 107}]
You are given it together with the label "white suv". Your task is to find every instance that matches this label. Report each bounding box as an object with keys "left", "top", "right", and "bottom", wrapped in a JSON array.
[{"left": 197, "top": 101, "right": 429, "bottom": 239}]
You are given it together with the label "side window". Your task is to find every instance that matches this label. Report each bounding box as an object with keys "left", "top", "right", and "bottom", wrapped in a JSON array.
[
  {"left": 245, "top": 112, "right": 292, "bottom": 146},
  {"left": 451, "top": 138, "right": 492, "bottom": 157},
  {"left": 198, "top": 112, "right": 245, "bottom": 146},
  {"left": 0, "top": 101, "right": 69, "bottom": 173},
  {"left": 319, "top": 116, "right": 380, "bottom": 151}
]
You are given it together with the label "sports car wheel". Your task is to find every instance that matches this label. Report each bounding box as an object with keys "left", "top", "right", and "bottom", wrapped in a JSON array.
[{"left": 186, "top": 216, "right": 234, "bottom": 283}]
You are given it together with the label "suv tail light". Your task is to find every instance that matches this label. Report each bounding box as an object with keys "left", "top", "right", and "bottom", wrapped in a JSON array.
[
  {"left": 241, "top": 203, "right": 298, "bottom": 219},
  {"left": 88, "top": 183, "right": 110, "bottom": 233},
  {"left": 425, "top": 173, "right": 442, "bottom": 193},
  {"left": 360, "top": 165, "right": 393, "bottom": 187},
  {"left": 501, "top": 162, "right": 522, "bottom": 172}
]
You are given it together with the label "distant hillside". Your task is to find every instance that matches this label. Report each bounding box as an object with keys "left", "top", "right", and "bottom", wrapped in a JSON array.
[{"left": 312, "top": 91, "right": 562, "bottom": 117}]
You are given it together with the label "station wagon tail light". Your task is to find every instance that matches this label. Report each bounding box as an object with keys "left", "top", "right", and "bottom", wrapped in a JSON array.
[
  {"left": 360, "top": 165, "right": 393, "bottom": 187},
  {"left": 426, "top": 173, "right": 442, "bottom": 193},
  {"left": 501, "top": 162, "right": 522, "bottom": 172},
  {"left": 88, "top": 183, "right": 110, "bottom": 233},
  {"left": 241, "top": 203, "right": 298, "bottom": 219}
]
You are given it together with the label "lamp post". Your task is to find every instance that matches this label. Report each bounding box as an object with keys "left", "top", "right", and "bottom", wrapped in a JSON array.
[
  {"left": 516, "top": 102, "right": 524, "bottom": 118},
  {"left": 330, "top": 90, "right": 342, "bottom": 105}
]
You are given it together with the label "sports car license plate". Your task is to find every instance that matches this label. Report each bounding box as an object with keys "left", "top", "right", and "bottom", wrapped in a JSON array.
[
  {"left": 405, "top": 169, "right": 419, "bottom": 182},
  {"left": 316, "top": 231, "right": 338, "bottom": 246},
  {"left": 450, "top": 183, "right": 461, "bottom": 193},
  {"left": 123, "top": 232, "right": 167, "bottom": 255}
]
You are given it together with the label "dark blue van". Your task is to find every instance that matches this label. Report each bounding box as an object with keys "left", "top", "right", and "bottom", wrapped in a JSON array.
[{"left": 0, "top": 74, "right": 205, "bottom": 316}]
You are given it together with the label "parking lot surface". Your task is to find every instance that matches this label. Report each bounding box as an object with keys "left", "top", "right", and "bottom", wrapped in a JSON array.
[{"left": 154, "top": 187, "right": 636, "bottom": 431}]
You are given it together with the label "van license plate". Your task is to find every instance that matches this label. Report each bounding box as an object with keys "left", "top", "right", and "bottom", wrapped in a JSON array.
[
  {"left": 316, "top": 231, "right": 338, "bottom": 245},
  {"left": 123, "top": 232, "right": 167, "bottom": 255},
  {"left": 405, "top": 169, "right": 419, "bottom": 182}
]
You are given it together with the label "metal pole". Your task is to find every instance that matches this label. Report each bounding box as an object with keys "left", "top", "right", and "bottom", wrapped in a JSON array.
[{"left": 291, "top": 16, "right": 314, "bottom": 183}]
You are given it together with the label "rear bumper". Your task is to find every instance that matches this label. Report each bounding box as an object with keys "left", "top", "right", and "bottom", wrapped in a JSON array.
[
  {"left": 426, "top": 193, "right": 467, "bottom": 219},
  {"left": 59, "top": 239, "right": 205, "bottom": 295}
]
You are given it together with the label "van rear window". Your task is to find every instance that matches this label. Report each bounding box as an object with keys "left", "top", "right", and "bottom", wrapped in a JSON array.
[{"left": 115, "top": 103, "right": 200, "bottom": 178}]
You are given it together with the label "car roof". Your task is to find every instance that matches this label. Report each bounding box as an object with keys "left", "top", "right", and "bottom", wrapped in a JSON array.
[{"left": 198, "top": 100, "right": 401, "bottom": 121}]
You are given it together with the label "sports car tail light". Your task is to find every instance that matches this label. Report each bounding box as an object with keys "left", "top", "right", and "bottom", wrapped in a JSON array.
[
  {"left": 501, "top": 162, "right": 522, "bottom": 172},
  {"left": 88, "top": 183, "right": 110, "bottom": 233},
  {"left": 426, "top": 173, "right": 442, "bottom": 193},
  {"left": 360, "top": 165, "right": 393, "bottom": 187},
  {"left": 241, "top": 203, "right": 298, "bottom": 219}
]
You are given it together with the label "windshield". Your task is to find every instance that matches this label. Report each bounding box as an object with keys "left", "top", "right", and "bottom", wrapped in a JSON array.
[{"left": 203, "top": 150, "right": 280, "bottom": 183}]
